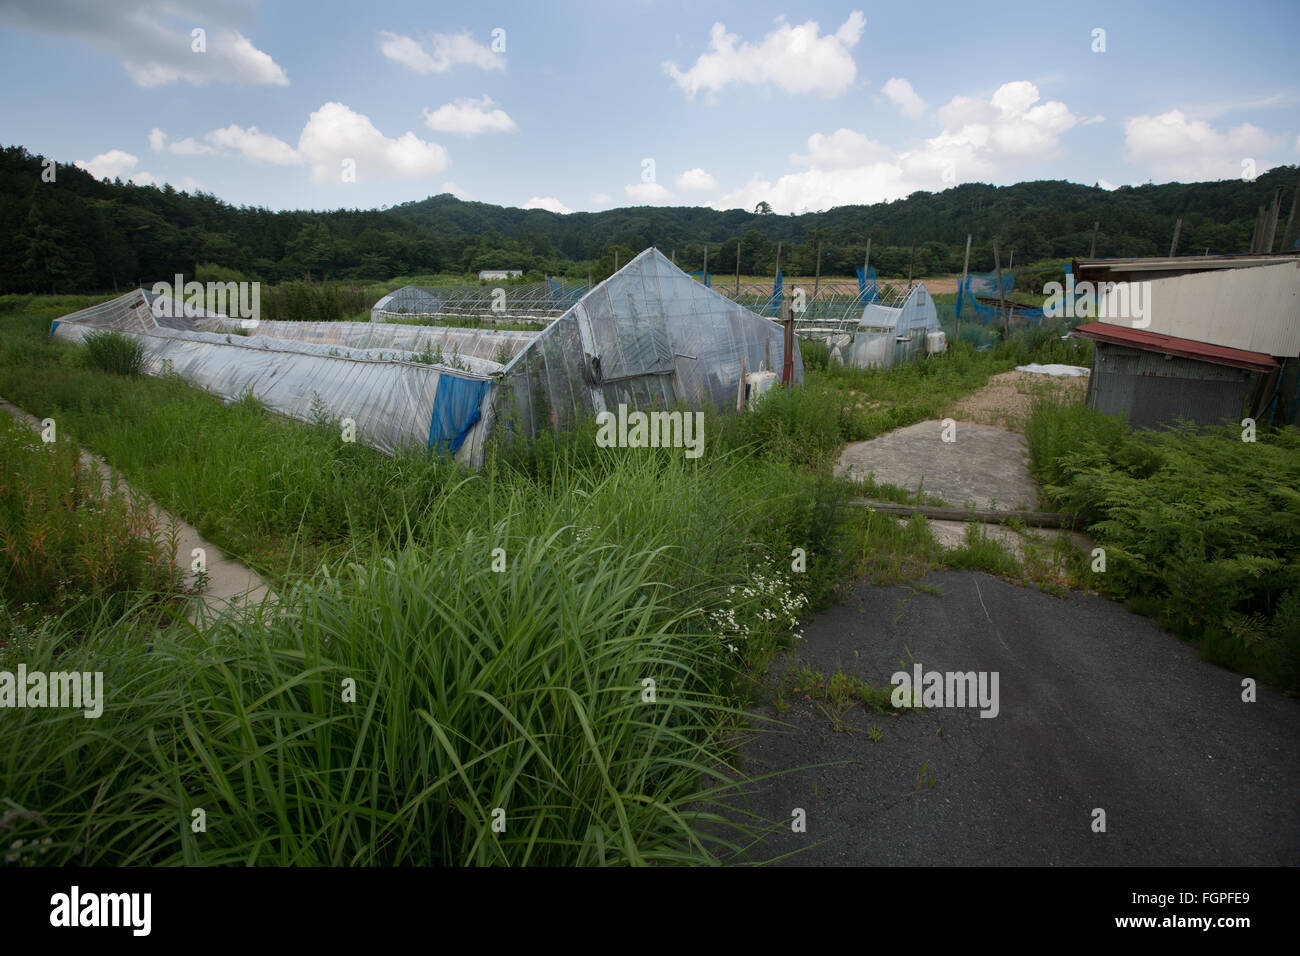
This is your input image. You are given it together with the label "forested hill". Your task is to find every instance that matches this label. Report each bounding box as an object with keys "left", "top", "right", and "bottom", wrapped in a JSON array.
[{"left": 2, "top": 142, "right": 1295, "bottom": 295}]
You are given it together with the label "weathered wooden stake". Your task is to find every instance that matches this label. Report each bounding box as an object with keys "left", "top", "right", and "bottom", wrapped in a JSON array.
[
  {"left": 1169, "top": 218, "right": 1182, "bottom": 257},
  {"left": 1089, "top": 221, "right": 1099, "bottom": 258},
  {"left": 958, "top": 233, "right": 971, "bottom": 345},
  {"left": 992, "top": 236, "right": 1007, "bottom": 337}
]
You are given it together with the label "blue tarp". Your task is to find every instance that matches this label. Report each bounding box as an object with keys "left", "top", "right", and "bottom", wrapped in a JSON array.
[
  {"left": 428, "top": 375, "right": 491, "bottom": 455},
  {"left": 855, "top": 266, "right": 878, "bottom": 306},
  {"left": 770, "top": 269, "right": 783, "bottom": 317}
]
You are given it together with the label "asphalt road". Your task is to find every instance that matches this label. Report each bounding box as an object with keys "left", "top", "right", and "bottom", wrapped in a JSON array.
[{"left": 727, "top": 571, "right": 1300, "bottom": 866}]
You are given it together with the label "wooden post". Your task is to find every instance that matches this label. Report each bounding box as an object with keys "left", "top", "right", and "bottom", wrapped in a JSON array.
[
  {"left": 1169, "top": 218, "right": 1182, "bottom": 257},
  {"left": 774, "top": 241, "right": 782, "bottom": 277},
  {"left": 702, "top": 246, "right": 708, "bottom": 283},
  {"left": 958, "top": 233, "right": 971, "bottom": 346},
  {"left": 1283, "top": 177, "right": 1300, "bottom": 252},
  {"left": 993, "top": 236, "right": 1007, "bottom": 337},
  {"left": 1089, "top": 221, "right": 1099, "bottom": 258},
  {"left": 737, "top": 353, "right": 747, "bottom": 412},
  {"left": 781, "top": 297, "right": 795, "bottom": 386},
  {"left": 907, "top": 241, "right": 916, "bottom": 289},
  {"left": 863, "top": 237, "right": 872, "bottom": 299},
  {"left": 735, "top": 239, "right": 742, "bottom": 295},
  {"left": 1265, "top": 187, "right": 1283, "bottom": 253},
  {"left": 1008, "top": 248, "right": 1015, "bottom": 271},
  {"left": 614, "top": 250, "right": 620, "bottom": 273},
  {"left": 671, "top": 248, "right": 675, "bottom": 265},
  {"left": 765, "top": 337, "right": 770, "bottom": 372},
  {"left": 1251, "top": 206, "right": 1266, "bottom": 253},
  {"left": 588, "top": 270, "right": 592, "bottom": 289},
  {"left": 813, "top": 240, "right": 822, "bottom": 302}
]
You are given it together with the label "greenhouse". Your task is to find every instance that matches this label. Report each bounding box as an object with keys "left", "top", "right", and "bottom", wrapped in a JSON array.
[
  {"left": 802, "top": 283, "right": 945, "bottom": 369},
  {"left": 371, "top": 277, "right": 586, "bottom": 324},
  {"left": 50, "top": 248, "right": 801, "bottom": 465}
]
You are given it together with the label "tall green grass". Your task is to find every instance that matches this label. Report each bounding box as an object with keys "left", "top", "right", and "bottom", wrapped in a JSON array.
[
  {"left": 80, "top": 330, "right": 149, "bottom": 376},
  {"left": 0, "top": 528, "right": 751, "bottom": 865}
]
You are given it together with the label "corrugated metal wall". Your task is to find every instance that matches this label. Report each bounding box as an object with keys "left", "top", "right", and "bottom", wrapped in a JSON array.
[{"left": 1088, "top": 343, "right": 1253, "bottom": 428}]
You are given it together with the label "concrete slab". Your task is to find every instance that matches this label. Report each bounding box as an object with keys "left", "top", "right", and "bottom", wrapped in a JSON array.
[
  {"left": 836, "top": 419, "right": 1038, "bottom": 510},
  {"left": 1, "top": 397, "right": 271, "bottom": 619}
]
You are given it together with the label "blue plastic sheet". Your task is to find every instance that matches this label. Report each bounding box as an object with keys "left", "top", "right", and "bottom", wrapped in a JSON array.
[{"left": 428, "top": 375, "right": 492, "bottom": 455}]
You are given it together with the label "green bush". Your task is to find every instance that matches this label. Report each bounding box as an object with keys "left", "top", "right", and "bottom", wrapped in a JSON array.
[
  {"left": 1027, "top": 394, "right": 1300, "bottom": 692},
  {"left": 82, "top": 329, "right": 148, "bottom": 376}
]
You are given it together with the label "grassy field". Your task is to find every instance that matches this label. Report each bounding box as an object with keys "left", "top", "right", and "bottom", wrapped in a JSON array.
[{"left": 0, "top": 292, "right": 1175, "bottom": 865}]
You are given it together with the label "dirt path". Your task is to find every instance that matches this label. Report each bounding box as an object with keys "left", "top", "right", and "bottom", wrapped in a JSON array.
[{"left": 1, "top": 397, "right": 270, "bottom": 620}]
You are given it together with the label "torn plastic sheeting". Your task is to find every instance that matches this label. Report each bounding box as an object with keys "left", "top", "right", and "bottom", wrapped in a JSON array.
[{"left": 1015, "top": 364, "right": 1091, "bottom": 377}]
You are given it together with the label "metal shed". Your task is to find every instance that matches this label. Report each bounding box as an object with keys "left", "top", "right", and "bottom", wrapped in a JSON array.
[{"left": 1072, "top": 323, "right": 1278, "bottom": 428}]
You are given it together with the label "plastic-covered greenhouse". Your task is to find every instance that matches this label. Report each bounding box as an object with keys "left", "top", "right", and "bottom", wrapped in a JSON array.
[
  {"left": 50, "top": 248, "right": 801, "bottom": 465},
  {"left": 802, "top": 283, "right": 944, "bottom": 369}
]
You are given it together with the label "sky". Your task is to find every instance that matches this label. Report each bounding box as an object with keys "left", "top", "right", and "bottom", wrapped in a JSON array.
[{"left": 1, "top": 0, "right": 1297, "bottom": 215}]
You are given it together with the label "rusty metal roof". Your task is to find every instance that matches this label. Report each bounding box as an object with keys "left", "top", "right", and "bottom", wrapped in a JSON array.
[
  {"left": 1070, "top": 322, "right": 1280, "bottom": 371},
  {"left": 1072, "top": 250, "right": 1300, "bottom": 283}
]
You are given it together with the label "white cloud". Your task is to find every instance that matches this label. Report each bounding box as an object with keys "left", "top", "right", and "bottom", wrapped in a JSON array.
[
  {"left": 0, "top": 1, "right": 287, "bottom": 87},
  {"left": 378, "top": 29, "right": 503, "bottom": 73},
  {"left": 149, "top": 127, "right": 217, "bottom": 156},
  {"left": 206, "top": 124, "right": 299, "bottom": 165},
  {"left": 1124, "top": 109, "right": 1280, "bottom": 181},
  {"left": 1097, "top": 179, "right": 1118, "bottom": 190},
  {"left": 75, "top": 149, "right": 155, "bottom": 185},
  {"left": 675, "top": 168, "right": 718, "bottom": 191},
  {"left": 881, "top": 77, "right": 926, "bottom": 118},
  {"left": 149, "top": 102, "right": 449, "bottom": 185},
  {"left": 298, "top": 102, "right": 449, "bottom": 183},
  {"left": 523, "top": 196, "right": 571, "bottom": 214},
  {"left": 664, "top": 11, "right": 865, "bottom": 100},
  {"left": 624, "top": 182, "right": 675, "bottom": 204},
  {"left": 441, "top": 181, "right": 469, "bottom": 199},
  {"left": 590, "top": 191, "right": 613, "bottom": 205},
  {"left": 713, "top": 80, "right": 1083, "bottom": 213},
  {"left": 423, "top": 95, "right": 517, "bottom": 137}
]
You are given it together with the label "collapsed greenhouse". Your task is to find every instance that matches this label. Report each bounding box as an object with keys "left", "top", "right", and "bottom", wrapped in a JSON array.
[
  {"left": 801, "top": 283, "right": 946, "bottom": 369},
  {"left": 50, "top": 248, "right": 802, "bottom": 465}
]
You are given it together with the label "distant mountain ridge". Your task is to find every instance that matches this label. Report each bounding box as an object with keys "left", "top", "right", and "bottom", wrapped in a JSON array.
[{"left": 1, "top": 142, "right": 1295, "bottom": 294}]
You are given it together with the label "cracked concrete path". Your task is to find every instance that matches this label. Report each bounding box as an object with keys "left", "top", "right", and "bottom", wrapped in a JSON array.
[
  {"left": 836, "top": 419, "right": 1038, "bottom": 511},
  {"left": 1, "top": 397, "right": 270, "bottom": 620}
]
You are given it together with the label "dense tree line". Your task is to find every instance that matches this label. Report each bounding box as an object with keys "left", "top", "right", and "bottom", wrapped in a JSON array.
[{"left": 1, "top": 143, "right": 1295, "bottom": 294}]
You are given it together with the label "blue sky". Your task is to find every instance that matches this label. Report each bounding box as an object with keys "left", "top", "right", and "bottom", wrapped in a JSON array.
[{"left": 1, "top": 0, "right": 1297, "bottom": 213}]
